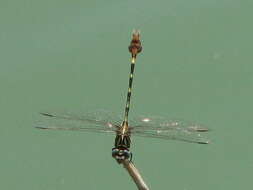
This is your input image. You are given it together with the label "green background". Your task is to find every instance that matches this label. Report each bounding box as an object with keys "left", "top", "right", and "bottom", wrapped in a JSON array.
[{"left": 1, "top": 0, "right": 252, "bottom": 189}]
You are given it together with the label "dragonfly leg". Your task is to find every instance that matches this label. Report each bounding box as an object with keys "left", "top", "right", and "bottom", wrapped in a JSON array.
[{"left": 129, "top": 152, "right": 133, "bottom": 162}]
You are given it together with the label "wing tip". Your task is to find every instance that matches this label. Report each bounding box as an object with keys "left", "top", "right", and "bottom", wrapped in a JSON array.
[
  {"left": 40, "top": 112, "right": 54, "bottom": 117},
  {"left": 188, "top": 126, "right": 209, "bottom": 132},
  {"left": 34, "top": 126, "right": 49, "bottom": 130},
  {"left": 39, "top": 112, "right": 55, "bottom": 117},
  {"left": 196, "top": 128, "right": 209, "bottom": 132},
  {"left": 198, "top": 140, "right": 210, "bottom": 144}
]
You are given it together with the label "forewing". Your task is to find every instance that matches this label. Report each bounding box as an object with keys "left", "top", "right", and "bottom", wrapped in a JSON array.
[
  {"left": 35, "top": 109, "right": 122, "bottom": 133},
  {"left": 131, "top": 129, "right": 209, "bottom": 144},
  {"left": 129, "top": 115, "right": 209, "bottom": 144}
]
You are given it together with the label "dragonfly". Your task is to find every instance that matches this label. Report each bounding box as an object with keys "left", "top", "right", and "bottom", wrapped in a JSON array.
[{"left": 36, "top": 30, "right": 209, "bottom": 163}]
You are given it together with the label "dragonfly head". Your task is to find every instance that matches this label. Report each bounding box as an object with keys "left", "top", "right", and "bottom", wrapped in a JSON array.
[
  {"left": 128, "top": 29, "right": 142, "bottom": 58},
  {"left": 112, "top": 147, "right": 132, "bottom": 163}
]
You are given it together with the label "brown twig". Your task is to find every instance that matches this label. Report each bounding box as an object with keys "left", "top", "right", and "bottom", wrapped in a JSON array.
[{"left": 121, "top": 159, "right": 150, "bottom": 190}]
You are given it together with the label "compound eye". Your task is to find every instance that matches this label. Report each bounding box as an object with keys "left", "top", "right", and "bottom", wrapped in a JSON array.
[
  {"left": 112, "top": 148, "right": 119, "bottom": 157},
  {"left": 112, "top": 148, "right": 118, "bottom": 153}
]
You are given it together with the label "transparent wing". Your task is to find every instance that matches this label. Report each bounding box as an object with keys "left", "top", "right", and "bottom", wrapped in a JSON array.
[
  {"left": 129, "top": 115, "right": 209, "bottom": 144},
  {"left": 35, "top": 109, "right": 122, "bottom": 133}
]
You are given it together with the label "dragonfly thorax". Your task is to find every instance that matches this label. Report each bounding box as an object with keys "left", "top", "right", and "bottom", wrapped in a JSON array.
[
  {"left": 114, "top": 134, "right": 131, "bottom": 149},
  {"left": 112, "top": 134, "right": 132, "bottom": 163}
]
